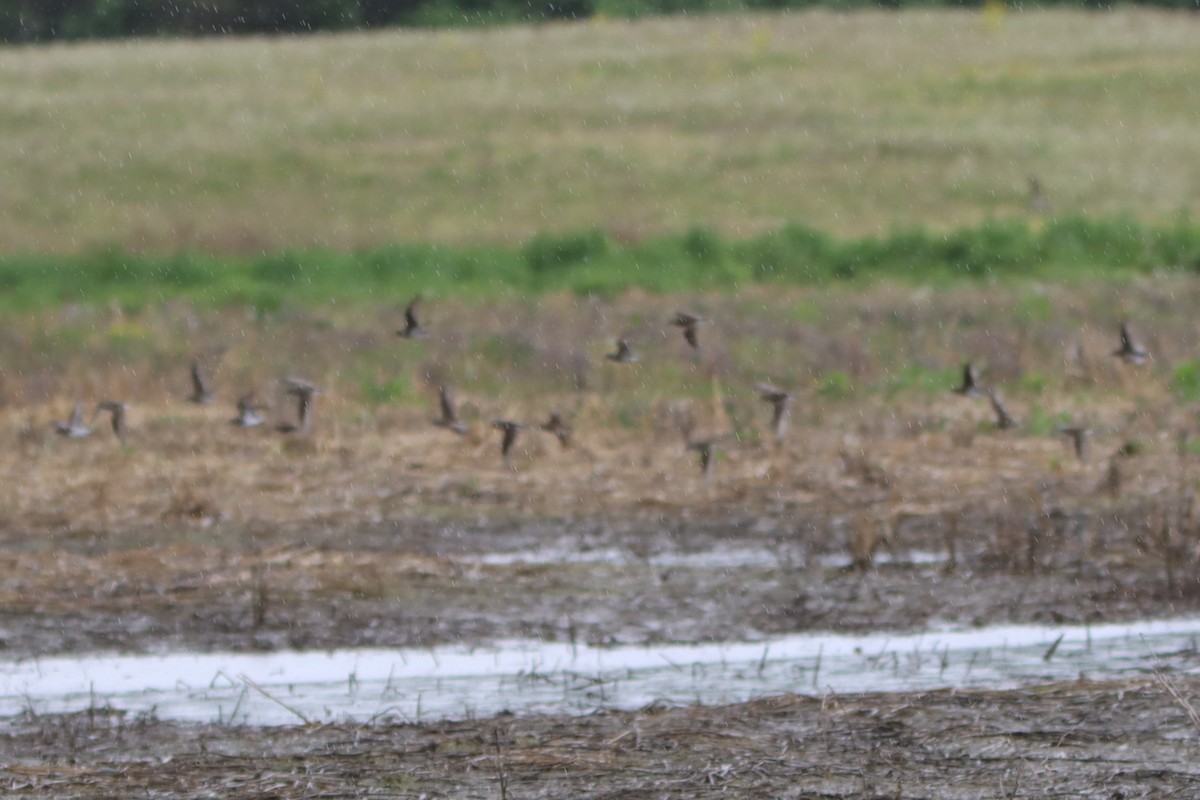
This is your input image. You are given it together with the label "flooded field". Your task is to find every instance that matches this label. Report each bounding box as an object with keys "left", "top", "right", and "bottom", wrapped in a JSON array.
[{"left": 5, "top": 616, "right": 1200, "bottom": 726}]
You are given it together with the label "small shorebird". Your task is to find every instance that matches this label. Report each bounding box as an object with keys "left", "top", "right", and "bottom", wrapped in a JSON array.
[
  {"left": 189, "top": 358, "right": 215, "bottom": 405},
  {"left": 1057, "top": 425, "right": 1090, "bottom": 462},
  {"left": 540, "top": 411, "right": 572, "bottom": 449},
  {"left": 756, "top": 384, "right": 791, "bottom": 445},
  {"left": 606, "top": 339, "right": 640, "bottom": 364},
  {"left": 433, "top": 385, "right": 468, "bottom": 435},
  {"left": 397, "top": 296, "right": 428, "bottom": 339},
  {"left": 493, "top": 420, "right": 524, "bottom": 468},
  {"left": 988, "top": 390, "right": 1017, "bottom": 430},
  {"left": 687, "top": 439, "right": 717, "bottom": 481},
  {"left": 952, "top": 362, "right": 982, "bottom": 397},
  {"left": 53, "top": 403, "right": 92, "bottom": 438},
  {"left": 230, "top": 392, "right": 266, "bottom": 428},
  {"left": 670, "top": 312, "right": 702, "bottom": 350},
  {"left": 93, "top": 400, "right": 130, "bottom": 443},
  {"left": 277, "top": 378, "right": 322, "bottom": 435},
  {"left": 1112, "top": 321, "right": 1148, "bottom": 365}
]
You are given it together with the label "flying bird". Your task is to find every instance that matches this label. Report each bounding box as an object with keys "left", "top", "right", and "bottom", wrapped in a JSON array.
[
  {"left": 952, "top": 362, "right": 982, "bottom": 397},
  {"left": 433, "top": 385, "right": 468, "bottom": 435},
  {"left": 1056, "top": 425, "right": 1090, "bottom": 462},
  {"left": 397, "top": 296, "right": 428, "bottom": 339},
  {"left": 988, "top": 390, "right": 1017, "bottom": 430},
  {"left": 230, "top": 392, "right": 266, "bottom": 428},
  {"left": 1112, "top": 322, "right": 1148, "bottom": 364},
  {"left": 53, "top": 403, "right": 92, "bottom": 438},
  {"left": 669, "top": 312, "right": 702, "bottom": 350},
  {"left": 93, "top": 401, "right": 130, "bottom": 443},
  {"left": 756, "top": 384, "right": 791, "bottom": 445},
  {"left": 277, "top": 378, "right": 322, "bottom": 435},
  {"left": 606, "top": 339, "right": 640, "bottom": 364},
  {"left": 540, "top": 411, "right": 572, "bottom": 449},
  {"left": 189, "top": 358, "right": 215, "bottom": 405},
  {"left": 687, "top": 439, "right": 717, "bottom": 481},
  {"left": 493, "top": 420, "right": 524, "bottom": 468}
]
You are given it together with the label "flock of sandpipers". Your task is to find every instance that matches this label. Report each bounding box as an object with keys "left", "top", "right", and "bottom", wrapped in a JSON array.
[{"left": 49, "top": 297, "right": 1152, "bottom": 476}]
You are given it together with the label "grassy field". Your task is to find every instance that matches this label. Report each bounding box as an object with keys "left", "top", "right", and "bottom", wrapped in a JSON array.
[{"left": 1, "top": 8, "right": 1199, "bottom": 255}]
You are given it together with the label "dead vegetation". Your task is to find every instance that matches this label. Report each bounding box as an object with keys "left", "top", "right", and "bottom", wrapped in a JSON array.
[
  {"left": 1, "top": 282, "right": 1200, "bottom": 656},
  {"left": 4, "top": 679, "right": 1200, "bottom": 798}
]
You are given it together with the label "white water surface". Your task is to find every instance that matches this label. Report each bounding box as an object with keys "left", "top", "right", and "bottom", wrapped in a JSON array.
[{"left": 2, "top": 617, "right": 1198, "bottom": 727}]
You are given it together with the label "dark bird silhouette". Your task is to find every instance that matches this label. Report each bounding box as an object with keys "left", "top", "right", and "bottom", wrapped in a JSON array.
[
  {"left": 231, "top": 392, "right": 266, "bottom": 428},
  {"left": 433, "top": 385, "right": 468, "bottom": 435},
  {"left": 953, "top": 362, "right": 982, "bottom": 397},
  {"left": 1113, "top": 321, "right": 1148, "bottom": 364},
  {"left": 687, "top": 439, "right": 717, "bottom": 481},
  {"left": 277, "top": 378, "right": 322, "bottom": 435},
  {"left": 670, "top": 312, "right": 702, "bottom": 350},
  {"left": 53, "top": 403, "right": 92, "bottom": 438},
  {"left": 606, "top": 339, "right": 640, "bottom": 364},
  {"left": 540, "top": 411, "right": 572, "bottom": 449},
  {"left": 493, "top": 420, "right": 524, "bottom": 468},
  {"left": 988, "top": 390, "right": 1017, "bottom": 430},
  {"left": 93, "top": 401, "right": 129, "bottom": 443},
  {"left": 756, "top": 384, "right": 791, "bottom": 445},
  {"left": 397, "top": 296, "right": 428, "bottom": 339},
  {"left": 1027, "top": 176, "right": 1049, "bottom": 214},
  {"left": 1057, "top": 425, "right": 1090, "bottom": 462},
  {"left": 189, "top": 358, "right": 215, "bottom": 405}
]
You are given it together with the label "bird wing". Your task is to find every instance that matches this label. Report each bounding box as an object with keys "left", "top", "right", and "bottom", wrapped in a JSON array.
[
  {"left": 439, "top": 386, "right": 457, "bottom": 422},
  {"left": 405, "top": 298, "right": 421, "bottom": 332},
  {"left": 191, "top": 360, "right": 211, "bottom": 397}
]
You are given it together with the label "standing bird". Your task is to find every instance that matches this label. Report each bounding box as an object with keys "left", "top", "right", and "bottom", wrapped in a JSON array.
[
  {"left": 756, "top": 384, "right": 791, "bottom": 445},
  {"left": 687, "top": 439, "right": 717, "bottom": 481},
  {"left": 397, "top": 296, "right": 428, "bottom": 339},
  {"left": 53, "top": 403, "right": 92, "bottom": 438},
  {"left": 433, "top": 385, "right": 468, "bottom": 435},
  {"left": 669, "top": 312, "right": 702, "bottom": 350},
  {"left": 493, "top": 420, "right": 524, "bottom": 469},
  {"left": 93, "top": 401, "right": 130, "bottom": 443},
  {"left": 1056, "top": 425, "right": 1090, "bottom": 462},
  {"left": 606, "top": 339, "right": 640, "bottom": 364},
  {"left": 1112, "top": 321, "right": 1148, "bottom": 365},
  {"left": 189, "top": 358, "right": 215, "bottom": 405},
  {"left": 952, "top": 362, "right": 982, "bottom": 397},
  {"left": 540, "top": 411, "right": 572, "bottom": 449},
  {"left": 988, "top": 390, "right": 1017, "bottom": 430},
  {"left": 230, "top": 392, "right": 266, "bottom": 428},
  {"left": 277, "top": 378, "right": 322, "bottom": 435}
]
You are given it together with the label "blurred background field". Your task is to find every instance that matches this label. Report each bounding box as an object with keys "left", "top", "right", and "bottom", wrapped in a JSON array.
[{"left": 1, "top": 8, "right": 1198, "bottom": 261}]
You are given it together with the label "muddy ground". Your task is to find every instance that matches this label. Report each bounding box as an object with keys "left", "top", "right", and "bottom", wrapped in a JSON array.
[
  {"left": 5, "top": 286, "right": 1200, "bottom": 793},
  {"left": 4, "top": 679, "right": 1200, "bottom": 798}
]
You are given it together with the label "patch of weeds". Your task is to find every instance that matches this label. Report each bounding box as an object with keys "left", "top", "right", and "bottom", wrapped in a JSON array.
[
  {"left": 105, "top": 319, "right": 155, "bottom": 360},
  {"left": 817, "top": 371, "right": 853, "bottom": 400},
  {"left": 1017, "top": 370, "right": 1047, "bottom": 395},
  {"left": 360, "top": 374, "right": 413, "bottom": 406},
  {"left": 1015, "top": 292, "right": 1054, "bottom": 323},
  {"left": 1024, "top": 405, "right": 1071, "bottom": 436},
  {"left": 790, "top": 298, "right": 823, "bottom": 324},
  {"left": 882, "top": 365, "right": 957, "bottom": 397},
  {"left": 1171, "top": 360, "right": 1200, "bottom": 402}
]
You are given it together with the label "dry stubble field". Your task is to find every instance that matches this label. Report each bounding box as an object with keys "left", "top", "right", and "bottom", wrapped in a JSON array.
[{"left": 6, "top": 7, "right": 1200, "bottom": 797}]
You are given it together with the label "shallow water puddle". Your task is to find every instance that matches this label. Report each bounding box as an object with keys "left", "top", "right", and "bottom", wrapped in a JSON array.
[
  {"left": 469, "top": 544, "right": 944, "bottom": 570},
  {"left": 3, "top": 617, "right": 1199, "bottom": 727}
]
